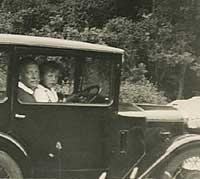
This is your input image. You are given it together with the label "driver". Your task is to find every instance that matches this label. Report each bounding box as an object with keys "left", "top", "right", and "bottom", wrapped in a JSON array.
[{"left": 34, "top": 61, "right": 61, "bottom": 102}]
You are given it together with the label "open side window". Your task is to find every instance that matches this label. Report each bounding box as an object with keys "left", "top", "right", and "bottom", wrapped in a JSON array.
[{"left": 16, "top": 47, "right": 114, "bottom": 105}]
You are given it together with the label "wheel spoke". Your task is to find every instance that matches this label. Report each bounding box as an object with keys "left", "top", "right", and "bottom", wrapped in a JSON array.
[
  {"left": 172, "top": 168, "right": 182, "bottom": 179},
  {"left": 0, "top": 166, "right": 10, "bottom": 178}
]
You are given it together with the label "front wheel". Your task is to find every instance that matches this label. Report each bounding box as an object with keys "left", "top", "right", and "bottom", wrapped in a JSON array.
[
  {"left": 0, "top": 151, "right": 23, "bottom": 178},
  {"left": 160, "top": 147, "right": 200, "bottom": 179}
]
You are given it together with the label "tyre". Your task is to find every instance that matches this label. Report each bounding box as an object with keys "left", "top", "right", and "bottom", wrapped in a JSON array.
[
  {"left": 0, "top": 151, "right": 23, "bottom": 178},
  {"left": 160, "top": 147, "right": 200, "bottom": 179}
]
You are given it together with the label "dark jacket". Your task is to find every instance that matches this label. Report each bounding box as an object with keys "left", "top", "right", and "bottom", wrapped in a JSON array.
[{"left": 18, "top": 87, "right": 36, "bottom": 103}]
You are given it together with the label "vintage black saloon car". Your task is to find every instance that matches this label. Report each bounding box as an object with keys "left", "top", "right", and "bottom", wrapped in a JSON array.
[{"left": 0, "top": 34, "right": 200, "bottom": 179}]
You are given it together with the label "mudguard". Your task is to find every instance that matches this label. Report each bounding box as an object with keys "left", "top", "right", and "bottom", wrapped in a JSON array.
[
  {"left": 0, "top": 132, "right": 31, "bottom": 177},
  {"left": 136, "top": 133, "right": 200, "bottom": 179},
  {"left": 0, "top": 132, "right": 27, "bottom": 156}
]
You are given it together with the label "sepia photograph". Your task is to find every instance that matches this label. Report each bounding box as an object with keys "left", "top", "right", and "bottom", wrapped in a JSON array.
[{"left": 0, "top": 0, "right": 200, "bottom": 178}]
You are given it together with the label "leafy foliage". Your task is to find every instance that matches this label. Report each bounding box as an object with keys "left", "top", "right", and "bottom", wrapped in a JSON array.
[
  {"left": 120, "top": 79, "right": 168, "bottom": 104},
  {"left": 0, "top": 11, "right": 13, "bottom": 33},
  {"left": 0, "top": 0, "right": 200, "bottom": 103}
]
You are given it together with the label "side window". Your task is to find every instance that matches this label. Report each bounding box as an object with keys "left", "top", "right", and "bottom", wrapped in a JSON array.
[
  {"left": 0, "top": 51, "right": 8, "bottom": 102},
  {"left": 80, "top": 57, "right": 112, "bottom": 103},
  {"left": 17, "top": 51, "right": 113, "bottom": 105}
]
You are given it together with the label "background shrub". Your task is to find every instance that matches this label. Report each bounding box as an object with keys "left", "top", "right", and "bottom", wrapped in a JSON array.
[{"left": 120, "top": 79, "right": 168, "bottom": 104}]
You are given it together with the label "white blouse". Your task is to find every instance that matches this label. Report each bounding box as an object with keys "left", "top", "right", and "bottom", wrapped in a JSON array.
[{"left": 34, "top": 84, "right": 58, "bottom": 102}]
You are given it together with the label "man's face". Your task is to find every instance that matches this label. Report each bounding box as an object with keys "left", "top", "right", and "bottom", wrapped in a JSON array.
[{"left": 20, "top": 64, "right": 40, "bottom": 90}]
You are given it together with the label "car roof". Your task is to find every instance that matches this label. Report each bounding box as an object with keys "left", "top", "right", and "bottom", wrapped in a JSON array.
[{"left": 0, "top": 34, "right": 124, "bottom": 54}]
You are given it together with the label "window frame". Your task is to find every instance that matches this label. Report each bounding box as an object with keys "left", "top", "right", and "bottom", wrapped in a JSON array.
[
  {"left": 15, "top": 46, "right": 117, "bottom": 107},
  {"left": 0, "top": 46, "right": 12, "bottom": 103}
]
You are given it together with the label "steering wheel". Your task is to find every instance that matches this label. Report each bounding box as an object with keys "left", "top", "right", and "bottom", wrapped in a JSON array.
[{"left": 77, "top": 85, "right": 101, "bottom": 103}]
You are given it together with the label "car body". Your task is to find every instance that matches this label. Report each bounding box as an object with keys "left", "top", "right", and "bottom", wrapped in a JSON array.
[
  {"left": 168, "top": 96, "right": 200, "bottom": 129},
  {"left": 0, "top": 34, "right": 200, "bottom": 179}
]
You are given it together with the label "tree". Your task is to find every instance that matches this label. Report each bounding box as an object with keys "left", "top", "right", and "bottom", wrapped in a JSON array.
[
  {"left": 146, "top": 0, "right": 200, "bottom": 99},
  {"left": 1, "top": 0, "right": 200, "bottom": 102}
]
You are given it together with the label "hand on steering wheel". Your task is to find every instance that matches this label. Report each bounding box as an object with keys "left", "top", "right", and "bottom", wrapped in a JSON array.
[{"left": 77, "top": 85, "right": 101, "bottom": 103}]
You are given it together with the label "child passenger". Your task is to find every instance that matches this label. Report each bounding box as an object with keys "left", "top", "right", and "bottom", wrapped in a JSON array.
[{"left": 34, "top": 61, "right": 61, "bottom": 102}]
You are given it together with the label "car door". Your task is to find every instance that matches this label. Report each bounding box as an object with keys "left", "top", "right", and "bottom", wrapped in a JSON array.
[{"left": 12, "top": 46, "right": 116, "bottom": 179}]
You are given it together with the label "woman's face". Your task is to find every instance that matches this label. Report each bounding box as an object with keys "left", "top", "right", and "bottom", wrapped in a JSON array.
[{"left": 42, "top": 70, "right": 59, "bottom": 89}]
